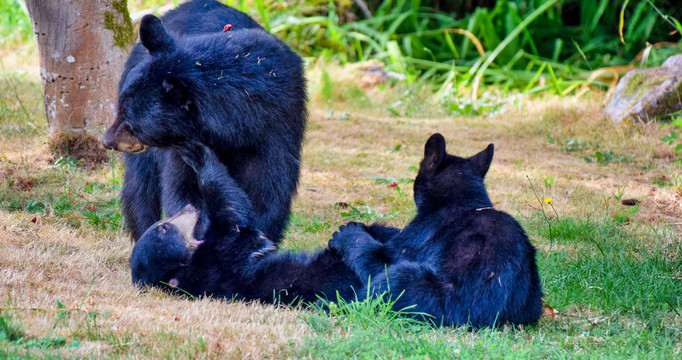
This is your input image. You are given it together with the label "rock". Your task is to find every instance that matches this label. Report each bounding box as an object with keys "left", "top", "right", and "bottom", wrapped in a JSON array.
[
  {"left": 356, "top": 60, "right": 405, "bottom": 88},
  {"left": 604, "top": 54, "right": 682, "bottom": 123}
]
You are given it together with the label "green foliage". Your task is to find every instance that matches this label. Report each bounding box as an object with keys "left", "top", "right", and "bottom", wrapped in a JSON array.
[
  {"left": 339, "top": 202, "right": 384, "bottom": 221},
  {"left": 1, "top": 159, "right": 123, "bottom": 230},
  {"left": 0, "top": 310, "right": 25, "bottom": 343},
  {"left": 584, "top": 150, "right": 635, "bottom": 164},
  {"left": 659, "top": 112, "right": 682, "bottom": 160},
  {"left": 320, "top": 68, "right": 335, "bottom": 103},
  {"left": 225, "top": 0, "right": 682, "bottom": 103},
  {"left": 612, "top": 203, "right": 640, "bottom": 223},
  {"left": 0, "top": 0, "right": 31, "bottom": 48},
  {"left": 3, "top": 0, "right": 681, "bottom": 110},
  {"left": 547, "top": 135, "right": 589, "bottom": 152}
]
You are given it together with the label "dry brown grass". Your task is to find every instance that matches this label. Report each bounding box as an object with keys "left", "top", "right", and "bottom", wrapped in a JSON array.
[
  {"left": 0, "top": 210, "right": 309, "bottom": 358},
  {"left": 1, "top": 63, "right": 681, "bottom": 357}
]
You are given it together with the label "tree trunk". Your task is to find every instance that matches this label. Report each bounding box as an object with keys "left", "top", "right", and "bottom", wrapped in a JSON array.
[{"left": 25, "top": 0, "right": 133, "bottom": 162}]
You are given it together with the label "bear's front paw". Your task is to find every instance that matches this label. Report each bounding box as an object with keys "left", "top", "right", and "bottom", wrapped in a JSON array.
[
  {"left": 328, "top": 222, "right": 369, "bottom": 255},
  {"left": 248, "top": 233, "right": 277, "bottom": 264}
]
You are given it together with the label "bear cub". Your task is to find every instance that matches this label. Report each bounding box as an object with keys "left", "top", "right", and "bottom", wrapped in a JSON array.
[
  {"left": 329, "top": 133, "right": 543, "bottom": 328},
  {"left": 131, "top": 141, "right": 361, "bottom": 305},
  {"left": 103, "top": 0, "right": 306, "bottom": 243}
]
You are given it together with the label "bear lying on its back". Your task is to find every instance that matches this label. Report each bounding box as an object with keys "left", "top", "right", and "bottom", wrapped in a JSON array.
[
  {"left": 330, "top": 134, "right": 543, "bottom": 328},
  {"left": 102, "top": 0, "right": 306, "bottom": 243},
  {"left": 130, "top": 141, "right": 361, "bottom": 304}
]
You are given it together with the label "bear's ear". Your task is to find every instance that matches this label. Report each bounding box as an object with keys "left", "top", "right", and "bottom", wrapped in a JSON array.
[
  {"left": 423, "top": 133, "right": 446, "bottom": 171},
  {"left": 140, "top": 15, "right": 174, "bottom": 54},
  {"left": 162, "top": 76, "right": 190, "bottom": 106},
  {"left": 469, "top": 144, "right": 494, "bottom": 178}
]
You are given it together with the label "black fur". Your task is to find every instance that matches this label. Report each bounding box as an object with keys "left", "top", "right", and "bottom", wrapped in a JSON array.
[
  {"left": 329, "top": 133, "right": 543, "bottom": 328},
  {"left": 130, "top": 141, "right": 361, "bottom": 305},
  {"left": 103, "top": 0, "right": 306, "bottom": 242}
]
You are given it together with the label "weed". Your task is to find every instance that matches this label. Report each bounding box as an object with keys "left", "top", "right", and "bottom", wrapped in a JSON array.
[
  {"left": 339, "top": 202, "right": 384, "bottom": 222},
  {"left": 659, "top": 112, "right": 682, "bottom": 160},
  {"left": 370, "top": 176, "right": 414, "bottom": 185},
  {"left": 612, "top": 203, "right": 640, "bottom": 224},
  {"left": 542, "top": 175, "right": 555, "bottom": 189},
  {"left": 584, "top": 150, "right": 634, "bottom": 164},
  {"left": 652, "top": 173, "right": 682, "bottom": 188},
  {"left": 613, "top": 185, "right": 627, "bottom": 201},
  {"left": 547, "top": 136, "right": 590, "bottom": 152}
]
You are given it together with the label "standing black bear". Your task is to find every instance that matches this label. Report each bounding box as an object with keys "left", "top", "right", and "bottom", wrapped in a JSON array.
[
  {"left": 130, "top": 141, "right": 361, "bottom": 304},
  {"left": 329, "top": 134, "right": 543, "bottom": 328},
  {"left": 102, "top": 0, "right": 306, "bottom": 242}
]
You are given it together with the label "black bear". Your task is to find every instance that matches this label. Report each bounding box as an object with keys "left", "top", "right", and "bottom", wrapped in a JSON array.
[
  {"left": 102, "top": 0, "right": 307, "bottom": 243},
  {"left": 131, "top": 141, "right": 361, "bottom": 305},
  {"left": 329, "top": 133, "right": 543, "bottom": 328}
]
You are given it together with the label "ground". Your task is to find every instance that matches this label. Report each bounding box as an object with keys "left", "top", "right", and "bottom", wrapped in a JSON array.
[{"left": 0, "top": 49, "right": 680, "bottom": 357}]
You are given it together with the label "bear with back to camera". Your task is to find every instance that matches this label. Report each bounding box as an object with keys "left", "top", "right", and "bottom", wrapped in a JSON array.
[
  {"left": 130, "top": 140, "right": 361, "bottom": 304},
  {"left": 102, "top": 0, "right": 306, "bottom": 242},
  {"left": 329, "top": 133, "right": 543, "bottom": 328}
]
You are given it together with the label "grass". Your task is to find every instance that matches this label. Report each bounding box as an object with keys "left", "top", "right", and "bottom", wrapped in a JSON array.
[
  {"left": 1, "top": 58, "right": 681, "bottom": 357},
  {"left": 4, "top": 0, "right": 681, "bottom": 105},
  {"left": 1, "top": 0, "right": 681, "bottom": 357}
]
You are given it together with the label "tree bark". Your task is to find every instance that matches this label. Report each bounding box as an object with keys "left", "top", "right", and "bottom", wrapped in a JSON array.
[{"left": 25, "top": 0, "right": 132, "bottom": 162}]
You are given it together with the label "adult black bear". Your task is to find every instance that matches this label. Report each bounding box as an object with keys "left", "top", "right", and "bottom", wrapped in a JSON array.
[
  {"left": 130, "top": 141, "right": 361, "bottom": 304},
  {"left": 329, "top": 134, "right": 543, "bottom": 328},
  {"left": 102, "top": 0, "right": 306, "bottom": 243}
]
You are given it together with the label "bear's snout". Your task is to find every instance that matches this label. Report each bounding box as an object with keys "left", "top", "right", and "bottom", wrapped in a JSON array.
[{"left": 102, "top": 121, "right": 149, "bottom": 153}]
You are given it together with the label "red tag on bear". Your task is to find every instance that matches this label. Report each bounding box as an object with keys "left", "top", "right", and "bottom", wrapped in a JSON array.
[{"left": 223, "top": 24, "right": 234, "bottom": 32}]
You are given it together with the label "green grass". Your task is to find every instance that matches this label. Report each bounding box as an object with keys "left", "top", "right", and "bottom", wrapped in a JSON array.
[
  {"left": 292, "top": 213, "right": 680, "bottom": 359},
  {"left": 1, "top": 1, "right": 681, "bottom": 357},
  {"left": 4, "top": 0, "right": 681, "bottom": 112},
  {"left": 2, "top": 98, "right": 681, "bottom": 358}
]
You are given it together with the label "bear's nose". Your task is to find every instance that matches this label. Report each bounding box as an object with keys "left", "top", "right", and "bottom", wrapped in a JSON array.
[{"left": 101, "top": 131, "right": 116, "bottom": 150}]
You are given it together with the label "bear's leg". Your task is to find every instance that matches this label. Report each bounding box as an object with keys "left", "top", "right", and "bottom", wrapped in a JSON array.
[
  {"left": 329, "top": 222, "right": 391, "bottom": 284},
  {"left": 365, "top": 223, "right": 401, "bottom": 243},
  {"left": 121, "top": 150, "right": 163, "bottom": 241},
  {"left": 242, "top": 249, "right": 361, "bottom": 305},
  {"left": 159, "top": 148, "right": 210, "bottom": 238},
  {"left": 365, "top": 261, "right": 511, "bottom": 328},
  {"left": 243, "top": 148, "right": 299, "bottom": 243},
  {"left": 174, "top": 141, "right": 253, "bottom": 236},
  {"left": 362, "top": 261, "right": 462, "bottom": 327}
]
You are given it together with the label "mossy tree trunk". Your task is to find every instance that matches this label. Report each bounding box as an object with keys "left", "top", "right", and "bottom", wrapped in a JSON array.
[{"left": 25, "top": 0, "right": 133, "bottom": 162}]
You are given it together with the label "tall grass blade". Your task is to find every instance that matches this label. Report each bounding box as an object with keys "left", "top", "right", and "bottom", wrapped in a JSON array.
[{"left": 472, "top": 0, "right": 559, "bottom": 99}]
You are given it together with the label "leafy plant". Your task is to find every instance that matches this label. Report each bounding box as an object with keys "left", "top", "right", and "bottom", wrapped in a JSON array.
[
  {"left": 613, "top": 185, "right": 627, "bottom": 201},
  {"left": 584, "top": 151, "right": 634, "bottom": 164},
  {"left": 613, "top": 204, "right": 640, "bottom": 224},
  {"left": 659, "top": 113, "right": 682, "bottom": 160},
  {"left": 339, "top": 202, "right": 384, "bottom": 221},
  {"left": 542, "top": 175, "right": 555, "bottom": 189},
  {"left": 370, "top": 176, "right": 414, "bottom": 185},
  {"left": 547, "top": 136, "right": 589, "bottom": 152}
]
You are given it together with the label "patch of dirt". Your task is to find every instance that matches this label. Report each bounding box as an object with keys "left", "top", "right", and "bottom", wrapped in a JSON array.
[{"left": 49, "top": 132, "right": 109, "bottom": 166}]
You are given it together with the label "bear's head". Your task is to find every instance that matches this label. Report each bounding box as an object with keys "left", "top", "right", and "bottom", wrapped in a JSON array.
[
  {"left": 413, "top": 133, "right": 494, "bottom": 213},
  {"left": 130, "top": 204, "right": 203, "bottom": 287},
  {"left": 102, "top": 15, "right": 197, "bottom": 153}
]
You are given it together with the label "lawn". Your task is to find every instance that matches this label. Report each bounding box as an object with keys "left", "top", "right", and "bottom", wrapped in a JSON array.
[
  {"left": 1, "top": 0, "right": 681, "bottom": 357},
  {"left": 1, "top": 55, "right": 680, "bottom": 358}
]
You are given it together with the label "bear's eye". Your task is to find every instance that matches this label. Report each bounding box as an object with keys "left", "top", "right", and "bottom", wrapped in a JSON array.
[{"left": 158, "top": 224, "right": 168, "bottom": 234}]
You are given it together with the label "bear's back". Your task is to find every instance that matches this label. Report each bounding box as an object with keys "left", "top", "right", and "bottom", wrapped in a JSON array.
[
  {"left": 437, "top": 208, "right": 533, "bottom": 270},
  {"left": 161, "top": 0, "right": 261, "bottom": 36},
  {"left": 436, "top": 208, "right": 543, "bottom": 325},
  {"left": 121, "top": 0, "right": 262, "bottom": 91}
]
